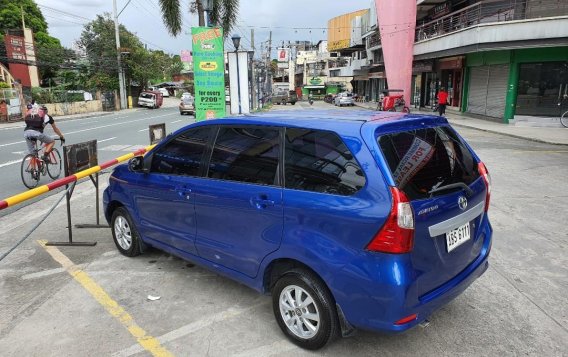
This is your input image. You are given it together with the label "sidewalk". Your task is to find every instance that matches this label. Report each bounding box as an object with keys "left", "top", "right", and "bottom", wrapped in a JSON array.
[{"left": 355, "top": 102, "right": 568, "bottom": 146}]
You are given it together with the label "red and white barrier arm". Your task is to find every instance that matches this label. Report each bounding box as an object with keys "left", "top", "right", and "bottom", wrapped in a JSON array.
[{"left": 0, "top": 144, "right": 156, "bottom": 211}]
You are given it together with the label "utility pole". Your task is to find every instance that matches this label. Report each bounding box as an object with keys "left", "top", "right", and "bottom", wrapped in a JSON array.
[
  {"left": 251, "top": 29, "right": 257, "bottom": 110},
  {"left": 113, "top": 0, "right": 127, "bottom": 110},
  {"left": 267, "top": 31, "right": 272, "bottom": 98}
]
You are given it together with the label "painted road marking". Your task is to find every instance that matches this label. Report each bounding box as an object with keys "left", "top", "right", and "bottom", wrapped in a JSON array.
[
  {"left": 0, "top": 159, "right": 22, "bottom": 168},
  {"left": 171, "top": 120, "right": 182, "bottom": 124},
  {"left": 98, "top": 137, "right": 117, "bottom": 143},
  {"left": 0, "top": 112, "right": 176, "bottom": 148},
  {"left": 12, "top": 151, "right": 26, "bottom": 155},
  {"left": 38, "top": 240, "right": 174, "bottom": 357},
  {"left": 113, "top": 301, "right": 268, "bottom": 357},
  {"left": 138, "top": 128, "right": 148, "bottom": 132}
]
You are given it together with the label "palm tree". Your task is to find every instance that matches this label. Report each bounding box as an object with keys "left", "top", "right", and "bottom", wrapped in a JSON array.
[{"left": 158, "top": 0, "right": 240, "bottom": 37}]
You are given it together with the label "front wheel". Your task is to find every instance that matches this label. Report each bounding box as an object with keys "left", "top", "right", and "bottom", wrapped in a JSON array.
[
  {"left": 47, "top": 148, "right": 62, "bottom": 179},
  {"left": 560, "top": 111, "right": 568, "bottom": 128},
  {"left": 272, "top": 269, "right": 339, "bottom": 350},
  {"left": 111, "top": 207, "right": 143, "bottom": 257},
  {"left": 21, "top": 154, "right": 40, "bottom": 189}
]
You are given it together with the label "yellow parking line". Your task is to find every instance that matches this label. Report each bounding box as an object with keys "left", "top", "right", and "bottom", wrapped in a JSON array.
[{"left": 37, "top": 240, "right": 174, "bottom": 357}]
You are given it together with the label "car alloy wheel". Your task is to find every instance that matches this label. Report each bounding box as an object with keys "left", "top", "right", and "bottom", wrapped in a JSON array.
[
  {"left": 114, "top": 215, "right": 132, "bottom": 251},
  {"left": 111, "top": 207, "right": 142, "bottom": 257},
  {"left": 279, "top": 285, "right": 320, "bottom": 339}
]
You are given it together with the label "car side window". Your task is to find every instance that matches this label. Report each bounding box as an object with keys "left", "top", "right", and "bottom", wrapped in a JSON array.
[
  {"left": 150, "top": 127, "right": 211, "bottom": 176},
  {"left": 284, "top": 128, "right": 366, "bottom": 195},
  {"left": 207, "top": 126, "right": 280, "bottom": 186}
]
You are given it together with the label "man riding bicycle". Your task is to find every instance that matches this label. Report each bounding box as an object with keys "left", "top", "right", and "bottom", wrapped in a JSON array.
[{"left": 23, "top": 105, "right": 65, "bottom": 161}]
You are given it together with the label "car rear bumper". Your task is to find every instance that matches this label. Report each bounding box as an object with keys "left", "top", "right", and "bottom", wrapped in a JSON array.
[{"left": 331, "top": 222, "right": 492, "bottom": 333}]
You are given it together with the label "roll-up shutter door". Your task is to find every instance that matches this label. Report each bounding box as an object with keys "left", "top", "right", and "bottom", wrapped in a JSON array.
[
  {"left": 468, "top": 66, "right": 489, "bottom": 116},
  {"left": 485, "top": 64, "right": 509, "bottom": 118}
]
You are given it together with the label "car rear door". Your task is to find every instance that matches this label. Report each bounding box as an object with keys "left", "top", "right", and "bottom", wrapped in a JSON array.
[
  {"left": 376, "top": 124, "right": 488, "bottom": 297},
  {"left": 193, "top": 125, "right": 283, "bottom": 278}
]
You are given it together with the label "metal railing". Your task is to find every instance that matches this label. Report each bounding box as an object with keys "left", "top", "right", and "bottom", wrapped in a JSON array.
[{"left": 415, "top": 0, "right": 568, "bottom": 42}]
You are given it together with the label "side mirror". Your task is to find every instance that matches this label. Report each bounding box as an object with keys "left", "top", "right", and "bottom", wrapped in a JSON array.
[{"left": 128, "top": 156, "right": 146, "bottom": 173}]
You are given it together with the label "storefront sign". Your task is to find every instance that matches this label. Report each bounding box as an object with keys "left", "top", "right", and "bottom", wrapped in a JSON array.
[
  {"left": 368, "top": 72, "right": 385, "bottom": 79},
  {"left": 277, "top": 48, "right": 290, "bottom": 62},
  {"left": 328, "top": 39, "right": 350, "bottom": 51},
  {"left": 192, "top": 27, "right": 226, "bottom": 121},
  {"left": 439, "top": 57, "right": 464, "bottom": 70},
  {"left": 309, "top": 77, "right": 325, "bottom": 86},
  {"left": 430, "top": 1, "right": 451, "bottom": 19},
  {"left": 413, "top": 62, "right": 433, "bottom": 73}
]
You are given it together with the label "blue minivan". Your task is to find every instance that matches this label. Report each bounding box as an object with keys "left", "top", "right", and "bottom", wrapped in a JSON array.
[{"left": 103, "top": 110, "right": 492, "bottom": 350}]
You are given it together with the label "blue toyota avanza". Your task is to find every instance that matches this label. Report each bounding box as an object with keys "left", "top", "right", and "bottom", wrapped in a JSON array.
[{"left": 103, "top": 110, "right": 492, "bottom": 350}]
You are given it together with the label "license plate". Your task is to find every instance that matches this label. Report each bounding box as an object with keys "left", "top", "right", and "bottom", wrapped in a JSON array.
[{"left": 446, "top": 222, "right": 471, "bottom": 253}]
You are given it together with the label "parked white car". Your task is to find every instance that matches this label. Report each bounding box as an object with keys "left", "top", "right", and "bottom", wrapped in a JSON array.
[{"left": 334, "top": 92, "right": 354, "bottom": 107}]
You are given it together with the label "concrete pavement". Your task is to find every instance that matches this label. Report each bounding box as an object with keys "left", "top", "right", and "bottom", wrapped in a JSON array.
[
  {"left": 1, "top": 102, "right": 567, "bottom": 356},
  {"left": 354, "top": 101, "right": 568, "bottom": 146}
]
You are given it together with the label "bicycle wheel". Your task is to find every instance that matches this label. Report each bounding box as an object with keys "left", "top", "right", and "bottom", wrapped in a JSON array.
[
  {"left": 47, "top": 148, "right": 62, "bottom": 179},
  {"left": 561, "top": 111, "right": 568, "bottom": 128},
  {"left": 21, "top": 154, "right": 40, "bottom": 189}
]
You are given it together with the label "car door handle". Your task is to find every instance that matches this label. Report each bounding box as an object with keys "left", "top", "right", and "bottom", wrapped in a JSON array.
[{"left": 250, "top": 197, "right": 275, "bottom": 209}]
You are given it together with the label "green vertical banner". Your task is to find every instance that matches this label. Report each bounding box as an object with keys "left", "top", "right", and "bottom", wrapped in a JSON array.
[{"left": 192, "top": 27, "right": 226, "bottom": 121}]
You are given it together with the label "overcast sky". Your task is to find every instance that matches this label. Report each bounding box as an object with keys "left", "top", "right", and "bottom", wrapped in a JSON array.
[{"left": 36, "top": 0, "right": 371, "bottom": 58}]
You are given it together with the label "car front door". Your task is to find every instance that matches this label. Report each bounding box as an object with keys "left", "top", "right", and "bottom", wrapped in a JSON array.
[
  {"left": 130, "top": 126, "right": 212, "bottom": 255},
  {"left": 193, "top": 125, "right": 283, "bottom": 278}
]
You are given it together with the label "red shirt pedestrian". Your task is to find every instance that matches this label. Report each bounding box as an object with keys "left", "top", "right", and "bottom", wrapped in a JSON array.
[{"left": 437, "top": 87, "right": 449, "bottom": 116}]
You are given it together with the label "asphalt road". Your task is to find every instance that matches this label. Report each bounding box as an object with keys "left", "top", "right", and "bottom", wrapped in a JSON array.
[
  {"left": 0, "top": 101, "right": 566, "bottom": 356},
  {"left": 0, "top": 99, "right": 193, "bottom": 217}
]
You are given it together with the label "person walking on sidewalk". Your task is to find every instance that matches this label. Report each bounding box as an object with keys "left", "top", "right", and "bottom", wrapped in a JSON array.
[
  {"left": 437, "top": 87, "right": 449, "bottom": 117},
  {"left": 23, "top": 105, "right": 65, "bottom": 160}
]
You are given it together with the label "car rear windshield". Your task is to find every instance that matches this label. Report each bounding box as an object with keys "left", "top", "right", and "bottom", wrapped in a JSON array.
[
  {"left": 377, "top": 126, "right": 479, "bottom": 200},
  {"left": 140, "top": 93, "right": 154, "bottom": 99}
]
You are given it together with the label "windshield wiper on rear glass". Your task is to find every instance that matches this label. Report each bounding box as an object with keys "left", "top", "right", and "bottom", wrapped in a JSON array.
[{"left": 428, "top": 182, "right": 473, "bottom": 197}]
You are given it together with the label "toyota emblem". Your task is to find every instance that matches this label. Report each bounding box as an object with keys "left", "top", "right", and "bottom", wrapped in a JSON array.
[{"left": 458, "top": 196, "right": 468, "bottom": 211}]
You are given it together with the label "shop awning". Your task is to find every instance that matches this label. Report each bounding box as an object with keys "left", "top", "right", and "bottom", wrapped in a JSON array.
[{"left": 304, "top": 85, "right": 325, "bottom": 89}]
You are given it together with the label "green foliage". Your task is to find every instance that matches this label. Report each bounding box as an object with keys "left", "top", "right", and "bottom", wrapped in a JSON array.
[
  {"left": 0, "top": 0, "right": 48, "bottom": 34},
  {"left": 0, "top": 81, "right": 11, "bottom": 88},
  {"left": 31, "top": 87, "right": 85, "bottom": 103},
  {"left": 158, "top": 0, "right": 240, "bottom": 37}
]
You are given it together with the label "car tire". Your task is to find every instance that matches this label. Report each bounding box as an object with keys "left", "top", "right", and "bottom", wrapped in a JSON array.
[
  {"left": 272, "top": 268, "right": 339, "bottom": 350},
  {"left": 111, "top": 207, "right": 142, "bottom": 257}
]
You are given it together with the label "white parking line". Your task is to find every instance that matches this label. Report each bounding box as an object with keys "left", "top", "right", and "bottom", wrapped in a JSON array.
[
  {"left": 0, "top": 159, "right": 22, "bottom": 168},
  {"left": 112, "top": 301, "right": 269, "bottom": 357},
  {"left": 98, "top": 137, "right": 117, "bottom": 143}
]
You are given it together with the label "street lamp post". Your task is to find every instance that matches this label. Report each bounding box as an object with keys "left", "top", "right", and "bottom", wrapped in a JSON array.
[
  {"left": 202, "top": 0, "right": 213, "bottom": 27},
  {"left": 232, "top": 34, "right": 242, "bottom": 115}
]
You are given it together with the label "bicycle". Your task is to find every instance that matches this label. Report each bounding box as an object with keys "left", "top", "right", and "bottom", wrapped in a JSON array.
[{"left": 21, "top": 138, "right": 63, "bottom": 189}]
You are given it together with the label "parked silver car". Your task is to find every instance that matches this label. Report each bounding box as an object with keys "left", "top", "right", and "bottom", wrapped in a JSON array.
[{"left": 334, "top": 92, "right": 355, "bottom": 107}]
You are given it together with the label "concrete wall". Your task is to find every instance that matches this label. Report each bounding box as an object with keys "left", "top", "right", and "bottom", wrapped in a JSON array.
[
  {"left": 44, "top": 100, "right": 103, "bottom": 116},
  {"left": 414, "top": 16, "right": 568, "bottom": 56}
]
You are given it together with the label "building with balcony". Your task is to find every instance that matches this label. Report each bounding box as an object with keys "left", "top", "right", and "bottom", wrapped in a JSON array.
[{"left": 413, "top": 0, "right": 568, "bottom": 124}]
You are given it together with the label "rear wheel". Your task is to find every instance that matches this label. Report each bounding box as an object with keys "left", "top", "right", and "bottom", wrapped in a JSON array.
[
  {"left": 111, "top": 207, "right": 142, "bottom": 257},
  {"left": 46, "top": 148, "right": 62, "bottom": 179},
  {"left": 272, "top": 268, "right": 339, "bottom": 350},
  {"left": 21, "top": 154, "right": 41, "bottom": 189}
]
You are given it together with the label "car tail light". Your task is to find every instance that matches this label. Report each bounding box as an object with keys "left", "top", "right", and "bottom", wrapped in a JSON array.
[
  {"left": 478, "top": 162, "right": 491, "bottom": 212},
  {"left": 394, "top": 313, "right": 418, "bottom": 325},
  {"left": 367, "top": 187, "right": 414, "bottom": 254}
]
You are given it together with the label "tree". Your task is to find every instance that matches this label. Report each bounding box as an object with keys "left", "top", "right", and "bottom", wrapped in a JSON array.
[
  {"left": 158, "top": 0, "right": 240, "bottom": 37},
  {"left": 0, "top": 0, "right": 69, "bottom": 83},
  {"left": 78, "top": 14, "right": 181, "bottom": 92}
]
